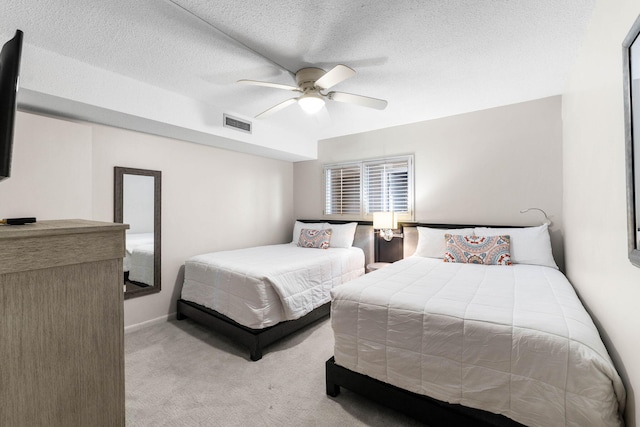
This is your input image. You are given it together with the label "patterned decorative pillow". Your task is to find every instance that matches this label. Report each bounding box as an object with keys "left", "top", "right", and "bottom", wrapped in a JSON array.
[
  {"left": 443, "top": 234, "right": 512, "bottom": 265},
  {"left": 297, "top": 228, "right": 332, "bottom": 249}
]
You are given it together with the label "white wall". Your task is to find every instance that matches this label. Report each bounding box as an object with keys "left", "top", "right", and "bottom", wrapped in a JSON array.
[
  {"left": 0, "top": 112, "right": 93, "bottom": 219},
  {"left": 294, "top": 96, "right": 565, "bottom": 268},
  {"left": 563, "top": 1, "right": 640, "bottom": 425},
  {"left": 89, "top": 122, "right": 294, "bottom": 326},
  {"left": 1, "top": 110, "right": 294, "bottom": 328}
]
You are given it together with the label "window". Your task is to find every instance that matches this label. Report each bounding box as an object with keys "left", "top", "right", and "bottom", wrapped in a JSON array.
[
  {"left": 324, "top": 163, "right": 361, "bottom": 215},
  {"left": 324, "top": 155, "right": 414, "bottom": 220}
]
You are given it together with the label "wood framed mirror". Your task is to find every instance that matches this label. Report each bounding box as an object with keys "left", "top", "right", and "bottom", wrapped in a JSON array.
[
  {"left": 114, "top": 167, "right": 161, "bottom": 299},
  {"left": 624, "top": 16, "right": 640, "bottom": 267}
]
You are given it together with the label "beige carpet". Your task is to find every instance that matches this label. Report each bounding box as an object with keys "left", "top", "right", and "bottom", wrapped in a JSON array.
[{"left": 125, "top": 317, "right": 424, "bottom": 426}]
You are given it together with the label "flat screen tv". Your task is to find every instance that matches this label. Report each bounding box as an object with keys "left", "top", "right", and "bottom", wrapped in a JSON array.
[{"left": 0, "top": 30, "right": 23, "bottom": 182}]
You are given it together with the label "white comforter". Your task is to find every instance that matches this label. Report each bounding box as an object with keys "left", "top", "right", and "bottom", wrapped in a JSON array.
[
  {"left": 331, "top": 257, "right": 625, "bottom": 427},
  {"left": 182, "top": 243, "right": 364, "bottom": 329},
  {"left": 124, "top": 232, "right": 154, "bottom": 273},
  {"left": 128, "top": 243, "right": 154, "bottom": 286}
]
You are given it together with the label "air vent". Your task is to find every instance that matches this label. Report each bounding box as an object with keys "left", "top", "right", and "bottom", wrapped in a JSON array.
[{"left": 223, "top": 114, "right": 252, "bottom": 134}]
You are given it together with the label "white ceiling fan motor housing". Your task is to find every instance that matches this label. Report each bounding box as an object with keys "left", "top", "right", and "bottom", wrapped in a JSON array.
[{"left": 295, "top": 67, "right": 326, "bottom": 92}]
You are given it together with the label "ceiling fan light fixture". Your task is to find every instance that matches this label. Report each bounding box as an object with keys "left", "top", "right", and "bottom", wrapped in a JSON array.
[{"left": 298, "top": 93, "right": 325, "bottom": 114}]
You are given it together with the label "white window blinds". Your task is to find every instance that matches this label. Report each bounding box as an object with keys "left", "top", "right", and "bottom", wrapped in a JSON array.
[
  {"left": 364, "top": 159, "right": 410, "bottom": 214},
  {"left": 324, "top": 164, "right": 361, "bottom": 215},
  {"left": 324, "top": 155, "right": 413, "bottom": 219}
]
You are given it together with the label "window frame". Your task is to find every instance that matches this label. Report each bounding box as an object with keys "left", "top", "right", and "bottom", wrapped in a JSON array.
[{"left": 323, "top": 155, "right": 414, "bottom": 222}]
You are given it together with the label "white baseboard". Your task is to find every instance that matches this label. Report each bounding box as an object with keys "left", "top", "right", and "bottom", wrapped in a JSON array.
[{"left": 124, "top": 312, "right": 177, "bottom": 334}]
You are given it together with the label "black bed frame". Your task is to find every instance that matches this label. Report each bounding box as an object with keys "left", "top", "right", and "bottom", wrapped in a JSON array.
[
  {"left": 326, "top": 222, "right": 531, "bottom": 426},
  {"left": 326, "top": 357, "right": 524, "bottom": 427},
  {"left": 176, "top": 299, "right": 330, "bottom": 361}
]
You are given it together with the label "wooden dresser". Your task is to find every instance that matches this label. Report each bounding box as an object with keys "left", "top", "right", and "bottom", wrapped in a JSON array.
[{"left": 0, "top": 219, "right": 127, "bottom": 426}]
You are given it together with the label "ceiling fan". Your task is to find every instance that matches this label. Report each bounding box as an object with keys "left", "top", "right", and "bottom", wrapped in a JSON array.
[
  {"left": 163, "top": 2, "right": 386, "bottom": 120},
  {"left": 238, "top": 65, "right": 388, "bottom": 119}
]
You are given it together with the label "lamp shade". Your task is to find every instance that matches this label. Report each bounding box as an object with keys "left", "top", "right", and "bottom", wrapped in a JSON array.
[{"left": 373, "top": 212, "right": 396, "bottom": 230}]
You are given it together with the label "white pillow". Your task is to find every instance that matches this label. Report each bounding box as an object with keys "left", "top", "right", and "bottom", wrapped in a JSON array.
[
  {"left": 474, "top": 224, "right": 557, "bottom": 269},
  {"left": 414, "top": 226, "right": 474, "bottom": 258},
  {"left": 291, "top": 221, "right": 328, "bottom": 243},
  {"left": 328, "top": 222, "right": 358, "bottom": 248}
]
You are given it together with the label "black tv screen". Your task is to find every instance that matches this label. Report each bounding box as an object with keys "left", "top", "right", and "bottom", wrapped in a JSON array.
[{"left": 0, "top": 30, "right": 23, "bottom": 182}]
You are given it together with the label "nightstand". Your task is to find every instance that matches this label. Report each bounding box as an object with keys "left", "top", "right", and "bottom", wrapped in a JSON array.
[{"left": 366, "top": 262, "right": 392, "bottom": 273}]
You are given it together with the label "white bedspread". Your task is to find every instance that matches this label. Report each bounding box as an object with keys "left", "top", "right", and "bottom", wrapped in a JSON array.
[
  {"left": 124, "top": 232, "right": 154, "bottom": 273},
  {"left": 129, "top": 243, "right": 154, "bottom": 286},
  {"left": 182, "top": 243, "right": 364, "bottom": 329},
  {"left": 331, "top": 257, "right": 625, "bottom": 427}
]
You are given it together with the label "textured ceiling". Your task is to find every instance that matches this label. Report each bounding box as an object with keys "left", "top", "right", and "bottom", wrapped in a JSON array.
[{"left": 1, "top": 0, "right": 595, "bottom": 144}]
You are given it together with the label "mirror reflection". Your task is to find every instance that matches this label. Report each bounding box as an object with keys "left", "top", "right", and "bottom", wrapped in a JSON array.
[{"left": 114, "top": 167, "right": 161, "bottom": 299}]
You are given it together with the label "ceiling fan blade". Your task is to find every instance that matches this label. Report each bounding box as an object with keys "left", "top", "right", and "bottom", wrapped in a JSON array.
[
  {"left": 255, "top": 98, "right": 298, "bottom": 119},
  {"left": 314, "top": 65, "right": 355, "bottom": 90},
  {"left": 238, "top": 79, "right": 300, "bottom": 92},
  {"left": 327, "top": 91, "right": 388, "bottom": 110}
]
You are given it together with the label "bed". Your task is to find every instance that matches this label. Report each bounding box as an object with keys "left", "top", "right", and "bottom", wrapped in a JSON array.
[
  {"left": 326, "top": 223, "right": 625, "bottom": 427},
  {"left": 124, "top": 232, "right": 154, "bottom": 286},
  {"left": 177, "top": 220, "right": 372, "bottom": 360}
]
